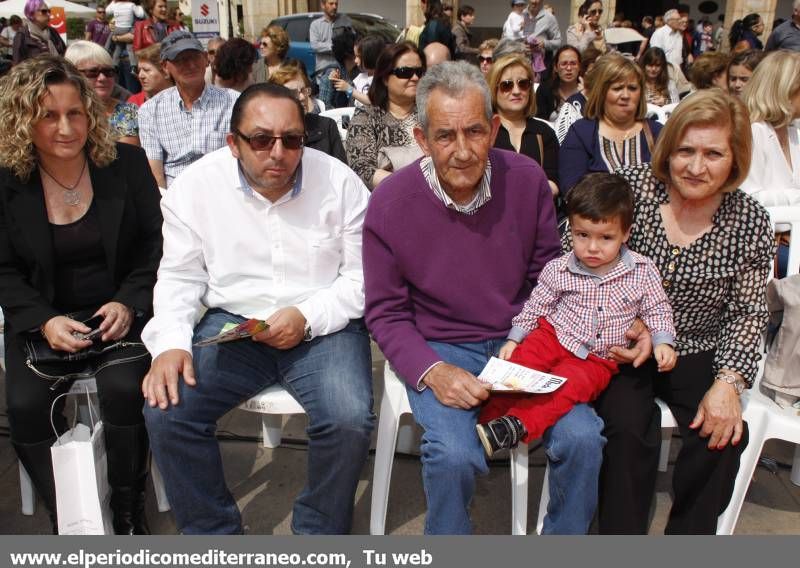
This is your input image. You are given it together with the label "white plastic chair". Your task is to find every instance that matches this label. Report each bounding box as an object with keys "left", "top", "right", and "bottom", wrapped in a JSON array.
[
  {"left": 19, "top": 378, "right": 171, "bottom": 515},
  {"left": 238, "top": 384, "right": 305, "bottom": 449},
  {"left": 646, "top": 103, "right": 668, "bottom": 125},
  {"left": 319, "top": 107, "right": 355, "bottom": 143},
  {"left": 660, "top": 102, "right": 679, "bottom": 121},
  {"left": 370, "top": 362, "right": 531, "bottom": 535}
]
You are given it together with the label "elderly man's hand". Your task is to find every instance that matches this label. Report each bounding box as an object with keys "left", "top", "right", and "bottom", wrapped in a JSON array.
[
  {"left": 608, "top": 318, "right": 653, "bottom": 367},
  {"left": 252, "top": 307, "right": 306, "bottom": 350},
  {"left": 422, "top": 363, "right": 491, "bottom": 409}
]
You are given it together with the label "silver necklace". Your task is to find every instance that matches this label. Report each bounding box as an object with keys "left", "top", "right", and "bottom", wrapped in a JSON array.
[{"left": 40, "top": 158, "right": 87, "bottom": 206}]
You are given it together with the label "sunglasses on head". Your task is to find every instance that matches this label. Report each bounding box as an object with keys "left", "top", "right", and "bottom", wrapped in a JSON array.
[
  {"left": 498, "top": 78, "right": 532, "bottom": 93},
  {"left": 478, "top": 55, "right": 492, "bottom": 63},
  {"left": 80, "top": 66, "right": 117, "bottom": 79},
  {"left": 234, "top": 129, "right": 305, "bottom": 151},
  {"left": 589, "top": 8, "right": 603, "bottom": 16},
  {"left": 390, "top": 66, "right": 425, "bottom": 79}
]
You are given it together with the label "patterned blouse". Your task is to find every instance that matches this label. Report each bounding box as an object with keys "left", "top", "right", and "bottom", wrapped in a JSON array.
[
  {"left": 615, "top": 164, "right": 775, "bottom": 385},
  {"left": 345, "top": 105, "right": 417, "bottom": 188},
  {"left": 599, "top": 132, "right": 645, "bottom": 175},
  {"left": 109, "top": 102, "right": 139, "bottom": 140}
]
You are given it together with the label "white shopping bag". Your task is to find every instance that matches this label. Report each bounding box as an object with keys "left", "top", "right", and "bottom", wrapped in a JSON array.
[{"left": 49, "top": 389, "right": 114, "bottom": 535}]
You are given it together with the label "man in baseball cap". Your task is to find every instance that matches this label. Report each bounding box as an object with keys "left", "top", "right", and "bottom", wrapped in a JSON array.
[{"left": 138, "top": 30, "right": 239, "bottom": 189}]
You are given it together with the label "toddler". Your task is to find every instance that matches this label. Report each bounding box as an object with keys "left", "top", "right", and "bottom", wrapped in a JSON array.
[{"left": 107, "top": 0, "right": 145, "bottom": 65}]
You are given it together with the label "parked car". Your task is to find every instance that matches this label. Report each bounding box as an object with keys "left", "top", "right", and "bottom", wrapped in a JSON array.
[{"left": 267, "top": 12, "right": 401, "bottom": 77}]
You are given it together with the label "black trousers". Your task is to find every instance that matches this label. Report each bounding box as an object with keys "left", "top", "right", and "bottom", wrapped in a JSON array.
[
  {"left": 4, "top": 331, "right": 150, "bottom": 444},
  {"left": 594, "top": 350, "right": 748, "bottom": 534}
]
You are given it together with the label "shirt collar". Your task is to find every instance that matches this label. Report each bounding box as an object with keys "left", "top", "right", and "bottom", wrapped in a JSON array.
[
  {"left": 419, "top": 155, "right": 492, "bottom": 214},
  {"left": 176, "top": 84, "right": 212, "bottom": 112},
  {"left": 565, "top": 245, "right": 636, "bottom": 278}
]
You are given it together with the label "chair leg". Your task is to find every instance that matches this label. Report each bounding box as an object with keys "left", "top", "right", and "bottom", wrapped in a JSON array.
[
  {"left": 261, "top": 414, "right": 283, "bottom": 448},
  {"left": 536, "top": 462, "right": 549, "bottom": 535},
  {"left": 369, "top": 392, "right": 401, "bottom": 535},
  {"left": 659, "top": 427, "right": 673, "bottom": 472},
  {"left": 19, "top": 461, "right": 36, "bottom": 516},
  {"left": 790, "top": 445, "right": 800, "bottom": 487},
  {"left": 150, "top": 459, "right": 171, "bottom": 513},
  {"left": 510, "top": 443, "right": 529, "bottom": 535}
]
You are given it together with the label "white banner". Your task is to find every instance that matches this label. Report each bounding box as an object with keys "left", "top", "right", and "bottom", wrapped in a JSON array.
[{"left": 191, "top": 0, "right": 221, "bottom": 43}]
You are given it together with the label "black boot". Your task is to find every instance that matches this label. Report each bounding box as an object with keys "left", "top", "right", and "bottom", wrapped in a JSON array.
[
  {"left": 104, "top": 422, "right": 151, "bottom": 535},
  {"left": 13, "top": 438, "right": 59, "bottom": 533}
]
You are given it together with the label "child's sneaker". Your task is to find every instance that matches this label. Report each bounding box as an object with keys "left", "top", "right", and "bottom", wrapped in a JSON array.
[{"left": 476, "top": 415, "right": 526, "bottom": 457}]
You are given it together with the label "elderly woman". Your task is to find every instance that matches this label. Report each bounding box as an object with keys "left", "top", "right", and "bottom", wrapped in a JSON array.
[
  {"left": 133, "top": 0, "right": 182, "bottom": 51},
  {"left": 65, "top": 41, "right": 139, "bottom": 147},
  {"left": 12, "top": 0, "right": 65, "bottom": 65},
  {"left": 346, "top": 42, "right": 426, "bottom": 189},
  {"left": 128, "top": 43, "right": 173, "bottom": 107},
  {"left": 560, "top": 54, "right": 662, "bottom": 194},
  {"left": 213, "top": 38, "right": 257, "bottom": 93},
  {"left": 0, "top": 56, "right": 163, "bottom": 534},
  {"left": 592, "top": 89, "right": 774, "bottom": 534},
  {"left": 489, "top": 53, "right": 559, "bottom": 195},
  {"left": 268, "top": 61, "right": 347, "bottom": 164},
  {"left": 477, "top": 38, "right": 498, "bottom": 77},
  {"left": 253, "top": 24, "right": 289, "bottom": 84},
  {"left": 566, "top": 0, "right": 607, "bottom": 54}
]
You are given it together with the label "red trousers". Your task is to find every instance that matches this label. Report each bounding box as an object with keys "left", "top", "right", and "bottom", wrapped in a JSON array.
[{"left": 479, "top": 318, "right": 619, "bottom": 442}]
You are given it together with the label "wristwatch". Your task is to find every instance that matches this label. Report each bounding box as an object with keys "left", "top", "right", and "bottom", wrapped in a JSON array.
[
  {"left": 303, "top": 323, "right": 313, "bottom": 342},
  {"left": 715, "top": 372, "right": 746, "bottom": 395}
]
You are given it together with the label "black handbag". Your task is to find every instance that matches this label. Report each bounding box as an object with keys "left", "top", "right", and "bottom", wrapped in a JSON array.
[{"left": 24, "top": 309, "right": 149, "bottom": 389}]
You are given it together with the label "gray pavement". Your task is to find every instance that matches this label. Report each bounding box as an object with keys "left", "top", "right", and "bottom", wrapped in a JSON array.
[{"left": 1, "top": 348, "right": 799, "bottom": 535}]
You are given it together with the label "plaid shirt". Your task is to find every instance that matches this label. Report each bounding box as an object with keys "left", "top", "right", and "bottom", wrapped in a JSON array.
[
  {"left": 509, "top": 246, "right": 675, "bottom": 359},
  {"left": 139, "top": 85, "right": 239, "bottom": 187}
]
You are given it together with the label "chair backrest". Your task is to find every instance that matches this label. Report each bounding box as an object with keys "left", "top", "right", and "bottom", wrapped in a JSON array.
[
  {"left": 766, "top": 205, "right": 800, "bottom": 278},
  {"left": 320, "top": 107, "right": 356, "bottom": 142},
  {"left": 646, "top": 103, "right": 667, "bottom": 125}
]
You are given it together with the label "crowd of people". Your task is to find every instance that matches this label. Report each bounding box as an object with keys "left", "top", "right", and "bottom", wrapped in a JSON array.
[{"left": 0, "top": 0, "right": 798, "bottom": 538}]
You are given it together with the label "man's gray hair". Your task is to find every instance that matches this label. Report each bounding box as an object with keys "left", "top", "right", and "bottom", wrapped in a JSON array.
[
  {"left": 493, "top": 38, "right": 527, "bottom": 60},
  {"left": 416, "top": 60, "right": 493, "bottom": 131},
  {"left": 664, "top": 9, "right": 679, "bottom": 21}
]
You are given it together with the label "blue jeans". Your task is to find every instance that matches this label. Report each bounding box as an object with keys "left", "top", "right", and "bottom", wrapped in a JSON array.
[
  {"left": 144, "top": 309, "right": 375, "bottom": 534},
  {"left": 405, "top": 339, "right": 605, "bottom": 534}
]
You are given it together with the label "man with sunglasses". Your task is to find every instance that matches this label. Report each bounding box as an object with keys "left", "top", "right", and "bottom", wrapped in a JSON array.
[
  {"left": 84, "top": 5, "right": 111, "bottom": 48},
  {"left": 142, "top": 82, "right": 373, "bottom": 535},
  {"left": 138, "top": 30, "right": 239, "bottom": 189},
  {"left": 364, "top": 61, "right": 605, "bottom": 534}
]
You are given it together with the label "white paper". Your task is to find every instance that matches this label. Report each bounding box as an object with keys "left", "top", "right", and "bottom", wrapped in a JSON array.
[{"left": 478, "top": 357, "right": 568, "bottom": 394}]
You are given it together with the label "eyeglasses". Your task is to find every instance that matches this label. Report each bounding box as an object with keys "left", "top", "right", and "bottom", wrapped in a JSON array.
[
  {"left": 259, "top": 42, "right": 269, "bottom": 48},
  {"left": 557, "top": 61, "right": 579, "bottom": 68},
  {"left": 288, "top": 86, "right": 312, "bottom": 98},
  {"left": 390, "top": 66, "right": 425, "bottom": 79},
  {"left": 498, "top": 78, "right": 532, "bottom": 93},
  {"left": 233, "top": 129, "right": 305, "bottom": 151},
  {"left": 589, "top": 8, "right": 603, "bottom": 16},
  {"left": 80, "top": 66, "right": 117, "bottom": 79},
  {"left": 478, "top": 55, "right": 492, "bottom": 64}
]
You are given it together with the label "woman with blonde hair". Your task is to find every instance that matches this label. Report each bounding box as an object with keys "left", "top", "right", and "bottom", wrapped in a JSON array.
[
  {"left": 489, "top": 53, "right": 559, "bottom": 195},
  {"left": 560, "top": 54, "right": 662, "bottom": 194},
  {"left": 253, "top": 24, "right": 289, "bottom": 83},
  {"left": 592, "top": 89, "right": 774, "bottom": 534},
  {"left": 0, "top": 56, "right": 162, "bottom": 534}
]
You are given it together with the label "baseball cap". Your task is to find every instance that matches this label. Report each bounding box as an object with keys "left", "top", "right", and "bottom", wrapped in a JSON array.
[
  {"left": 160, "top": 30, "right": 204, "bottom": 61},
  {"left": 512, "top": 0, "right": 526, "bottom": 5}
]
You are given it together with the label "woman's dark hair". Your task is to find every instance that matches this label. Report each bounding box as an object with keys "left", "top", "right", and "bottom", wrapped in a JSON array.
[
  {"left": 581, "top": 45, "right": 602, "bottom": 75},
  {"left": 213, "top": 38, "right": 257, "bottom": 84},
  {"left": 368, "top": 42, "right": 425, "bottom": 111},
  {"left": 458, "top": 5, "right": 474, "bottom": 19},
  {"left": 688, "top": 51, "right": 730, "bottom": 89},
  {"left": 728, "top": 49, "right": 765, "bottom": 73},
  {"left": 641, "top": 47, "right": 670, "bottom": 92},
  {"left": 566, "top": 173, "right": 634, "bottom": 231},
  {"left": 550, "top": 45, "right": 581, "bottom": 84},
  {"left": 729, "top": 13, "right": 761, "bottom": 46},
  {"left": 357, "top": 35, "right": 386, "bottom": 71},
  {"left": 332, "top": 28, "right": 356, "bottom": 66}
]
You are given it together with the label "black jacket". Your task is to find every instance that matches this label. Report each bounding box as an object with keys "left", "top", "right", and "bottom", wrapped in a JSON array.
[
  {"left": 305, "top": 113, "right": 347, "bottom": 165},
  {"left": 0, "top": 144, "right": 163, "bottom": 337}
]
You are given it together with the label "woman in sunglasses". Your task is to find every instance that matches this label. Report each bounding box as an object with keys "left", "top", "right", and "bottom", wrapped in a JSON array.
[
  {"left": 489, "top": 54, "right": 559, "bottom": 196},
  {"left": 566, "top": 0, "right": 607, "bottom": 54},
  {"left": 253, "top": 25, "right": 289, "bottom": 84},
  {"left": 0, "top": 56, "right": 162, "bottom": 534},
  {"left": 477, "top": 38, "right": 498, "bottom": 77},
  {"left": 347, "top": 42, "right": 426, "bottom": 189},
  {"left": 12, "top": 0, "right": 65, "bottom": 65},
  {"left": 66, "top": 41, "right": 139, "bottom": 147},
  {"left": 560, "top": 53, "right": 662, "bottom": 195}
]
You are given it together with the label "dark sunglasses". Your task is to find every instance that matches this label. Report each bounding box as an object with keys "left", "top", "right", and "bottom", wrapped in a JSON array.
[
  {"left": 80, "top": 66, "right": 117, "bottom": 79},
  {"left": 498, "top": 78, "right": 532, "bottom": 93},
  {"left": 259, "top": 41, "right": 269, "bottom": 47},
  {"left": 478, "top": 55, "right": 492, "bottom": 63},
  {"left": 39, "top": 8, "right": 51, "bottom": 14},
  {"left": 390, "top": 66, "right": 425, "bottom": 79},
  {"left": 234, "top": 128, "right": 305, "bottom": 151},
  {"left": 589, "top": 8, "right": 603, "bottom": 16}
]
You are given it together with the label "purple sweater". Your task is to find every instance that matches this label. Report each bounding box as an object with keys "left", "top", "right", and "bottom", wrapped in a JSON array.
[{"left": 363, "top": 149, "right": 561, "bottom": 387}]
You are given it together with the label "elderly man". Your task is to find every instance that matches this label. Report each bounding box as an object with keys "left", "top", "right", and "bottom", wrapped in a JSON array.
[
  {"left": 522, "top": 0, "right": 562, "bottom": 65},
  {"left": 363, "top": 61, "right": 605, "bottom": 535},
  {"left": 650, "top": 9, "right": 684, "bottom": 69},
  {"left": 424, "top": 41, "right": 451, "bottom": 66},
  {"left": 142, "top": 83, "right": 374, "bottom": 535},
  {"left": 766, "top": 0, "right": 800, "bottom": 51},
  {"left": 139, "top": 30, "right": 239, "bottom": 189},
  {"left": 310, "top": 0, "right": 353, "bottom": 109}
]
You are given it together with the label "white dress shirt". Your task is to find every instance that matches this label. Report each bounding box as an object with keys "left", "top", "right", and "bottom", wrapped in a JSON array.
[
  {"left": 649, "top": 25, "right": 683, "bottom": 67},
  {"left": 142, "top": 146, "right": 370, "bottom": 358}
]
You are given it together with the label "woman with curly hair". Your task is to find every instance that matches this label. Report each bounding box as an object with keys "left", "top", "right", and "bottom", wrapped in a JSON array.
[
  {"left": 254, "top": 24, "right": 289, "bottom": 83},
  {"left": 0, "top": 56, "right": 163, "bottom": 534},
  {"left": 213, "top": 38, "right": 257, "bottom": 92}
]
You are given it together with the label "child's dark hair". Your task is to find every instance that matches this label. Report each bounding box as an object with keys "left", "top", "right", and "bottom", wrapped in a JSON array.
[{"left": 566, "top": 173, "right": 634, "bottom": 231}]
